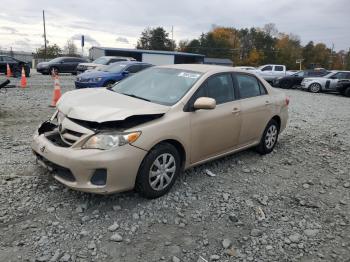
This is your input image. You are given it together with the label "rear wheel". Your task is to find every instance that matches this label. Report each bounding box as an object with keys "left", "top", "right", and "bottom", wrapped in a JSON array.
[
  {"left": 135, "top": 143, "right": 181, "bottom": 198},
  {"left": 309, "top": 83, "right": 321, "bottom": 93},
  {"left": 256, "top": 119, "right": 279, "bottom": 155},
  {"left": 280, "top": 81, "right": 292, "bottom": 89},
  {"left": 344, "top": 87, "right": 350, "bottom": 97}
]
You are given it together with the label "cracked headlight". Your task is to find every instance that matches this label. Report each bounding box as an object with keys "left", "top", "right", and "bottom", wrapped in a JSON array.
[{"left": 82, "top": 132, "right": 141, "bottom": 150}]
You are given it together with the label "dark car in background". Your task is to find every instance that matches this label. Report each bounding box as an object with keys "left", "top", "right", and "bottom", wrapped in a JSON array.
[
  {"left": 273, "top": 69, "right": 329, "bottom": 89},
  {"left": 76, "top": 56, "right": 136, "bottom": 74},
  {"left": 36, "top": 57, "right": 88, "bottom": 75},
  {"left": 75, "top": 61, "right": 153, "bottom": 88},
  {"left": 336, "top": 80, "right": 350, "bottom": 97},
  {"left": 0, "top": 55, "right": 30, "bottom": 77}
]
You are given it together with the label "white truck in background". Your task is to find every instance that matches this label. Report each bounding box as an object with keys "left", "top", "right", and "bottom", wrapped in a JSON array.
[{"left": 254, "top": 64, "right": 292, "bottom": 83}]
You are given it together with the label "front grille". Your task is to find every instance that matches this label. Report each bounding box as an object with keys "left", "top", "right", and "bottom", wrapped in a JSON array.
[
  {"left": 35, "top": 153, "right": 75, "bottom": 182},
  {"left": 46, "top": 132, "right": 70, "bottom": 147}
]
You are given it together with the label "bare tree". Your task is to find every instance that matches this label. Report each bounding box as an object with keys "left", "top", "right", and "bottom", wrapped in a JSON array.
[{"left": 63, "top": 40, "right": 78, "bottom": 56}]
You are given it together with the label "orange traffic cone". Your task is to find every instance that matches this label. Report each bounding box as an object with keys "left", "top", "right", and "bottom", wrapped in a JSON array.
[
  {"left": 50, "top": 73, "right": 62, "bottom": 107},
  {"left": 6, "top": 64, "right": 12, "bottom": 78},
  {"left": 20, "top": 67, "right": 27, "bottom": 88}
]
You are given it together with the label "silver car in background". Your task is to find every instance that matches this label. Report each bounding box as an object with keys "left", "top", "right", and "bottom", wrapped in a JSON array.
[{"left": 301, "top": 71, "right": 350, "bottom": 93}]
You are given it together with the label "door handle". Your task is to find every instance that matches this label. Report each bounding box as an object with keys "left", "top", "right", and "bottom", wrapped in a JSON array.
[
  {"left": 265, "top": 101, "right": 271, "bottom": 105},
  {"left": 232, "top": 107, "right": 241, "bottom": 113}
]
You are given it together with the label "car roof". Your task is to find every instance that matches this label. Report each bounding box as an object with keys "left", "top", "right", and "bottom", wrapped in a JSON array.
[
  {"left": 157, "top": 64, "right": 247, "bottom": 74},
  {"left": 100, "top": 56, "right": 134, "bottom": 59},
  {"left": 111, "top": 61, "right": 151, "bottom": 66}
]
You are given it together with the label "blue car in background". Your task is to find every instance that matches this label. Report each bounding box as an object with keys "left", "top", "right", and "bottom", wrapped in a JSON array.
[{"left": 75, "top": 61, "right": 153, "bottom": 88}]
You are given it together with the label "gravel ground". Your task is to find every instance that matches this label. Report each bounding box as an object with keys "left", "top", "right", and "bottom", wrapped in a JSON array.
[{"left": 0, "top": 71, "right": 349, "bottom": 262}]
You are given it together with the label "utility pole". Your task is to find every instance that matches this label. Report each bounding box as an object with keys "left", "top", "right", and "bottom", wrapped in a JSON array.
[
  {"left": 171, "top": 26, "right": 174, "bottom": 50},
  {"left": 42, "top": 10, "right": 47, "bottom": 60},
  {"left": 330, "top": 43, "right": 334, "bottom": 69}
]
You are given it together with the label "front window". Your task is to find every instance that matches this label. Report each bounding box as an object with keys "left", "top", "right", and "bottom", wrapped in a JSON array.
[
  {"left": 293, "top": 71, "right": 304, "bottom": 77},
  {"left": 111, "top": 67, "right": 203, "bottom": 106},
  {"left": 93, "top": 57, "right": 109, "bottom": 65},
  {"left": 50, "top": 57, "right": 63, "bottom": 63}
]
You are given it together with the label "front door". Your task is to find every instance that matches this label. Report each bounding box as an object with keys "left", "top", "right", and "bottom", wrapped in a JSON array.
[{"left": 189, "top": 73, "right": 242, "bottom": 164}]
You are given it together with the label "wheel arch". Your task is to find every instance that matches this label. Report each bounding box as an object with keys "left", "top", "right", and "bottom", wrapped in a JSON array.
[
  {"left": 271, "top": 115, "right": 281, "bottom": 130},
  {"left": 147, "top": 139, "right": 187, "bottom": 171}
]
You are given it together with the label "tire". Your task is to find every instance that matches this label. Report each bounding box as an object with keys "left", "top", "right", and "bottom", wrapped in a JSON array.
[
  {"left": 256, "top": 119, "right": 280, "bottom": 155},
  {"left": 344, "top": 87, "right": 350, "bottom": 97},
  {"left": 50, "top": 67, "right": 59, "bottom": 75},
  {"left": 103, "top": 81, "right": 115, "bottom": 88},
  {"left": 309, "top": 83, "right": 321, "bottom": 93},
  {"left": 135, "top": 143, "right": 181, "bottom": 199},
  {"left": 280, "top": 81, "right": 292, "bottom": 89}
]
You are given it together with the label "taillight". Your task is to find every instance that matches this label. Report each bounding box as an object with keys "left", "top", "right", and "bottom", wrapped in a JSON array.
[{"left": 285, "top": 96, "right": 290, "bottom": 106}]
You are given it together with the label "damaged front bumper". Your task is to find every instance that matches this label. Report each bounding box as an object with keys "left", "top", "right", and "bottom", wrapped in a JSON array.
[{"left": 31, "top": 121, "right": 147, "bottom": 194}]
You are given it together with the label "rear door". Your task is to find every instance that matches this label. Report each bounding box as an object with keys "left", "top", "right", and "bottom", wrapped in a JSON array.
[
  {"left": 189, "top": 73, "right": 242, "bottom": 163},
  {"left": 233, "top": 73, "right": 273, "bottom": 146},
  {"left": 274, "top": 65, "right": 285, "bottom": 78}
]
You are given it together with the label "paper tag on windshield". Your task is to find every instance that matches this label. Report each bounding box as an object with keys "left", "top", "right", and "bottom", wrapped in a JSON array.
[{"left": 178, "top": 72, "right": 200, "bottom": 79}]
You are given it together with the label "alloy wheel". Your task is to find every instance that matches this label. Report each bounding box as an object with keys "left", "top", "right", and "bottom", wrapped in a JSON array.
[
  {"left": 149, "top": 153, "right": 176, "bottom": 191},
  {"left": 310, "top": 83, "right": 321, "bottom": 93},
  {"left": 265, "top": 125, "right": 278, "bottom": 149}
]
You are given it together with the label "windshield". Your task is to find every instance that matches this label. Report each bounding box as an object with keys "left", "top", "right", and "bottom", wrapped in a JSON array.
[
  {"left": 93, "top": 57, "right": 109, "bottom": 65},
  {"left": 292, "top": 71, "right": 304, "bottom": 77},
  {"left": 111, "top": 67, "right": 203, "bottom": 106},
  {"left": 324, "top": 72, "right": 335, "bottom": 78},
  {"left": 103, "top": 63, "right": 128, "bottom": 73}
]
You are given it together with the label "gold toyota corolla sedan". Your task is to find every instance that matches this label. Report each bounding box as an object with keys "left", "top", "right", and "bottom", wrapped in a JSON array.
[{"left": 32, "top": 64, "right": 289, "bottom": 198}]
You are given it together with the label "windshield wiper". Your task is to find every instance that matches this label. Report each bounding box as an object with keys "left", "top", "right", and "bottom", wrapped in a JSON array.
[{"left": 121, "top": 93, "right": 150, "bottom": 102}]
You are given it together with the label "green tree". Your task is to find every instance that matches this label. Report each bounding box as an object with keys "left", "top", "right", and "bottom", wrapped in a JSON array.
[
  {"left": 275, "top": 33, "right": 302, "bottom": 69},
  {"left": 35, "top": 44, "right": 62, "bottom": 59},
  {"left": 137, "top": 27, "right": 175, "bottom": 51}
]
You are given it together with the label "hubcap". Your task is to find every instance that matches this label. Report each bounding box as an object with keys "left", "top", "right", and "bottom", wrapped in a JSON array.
[
  {"left": 265, "top": 125, "right": 278, "bottom": 149},
  {"left": 149, "top": 153, "right": 176, "bottom": 191}
]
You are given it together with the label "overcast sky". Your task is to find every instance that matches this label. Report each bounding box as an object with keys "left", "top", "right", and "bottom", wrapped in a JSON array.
[{"left": 0, "top": 0, "right": 348, "bottom": 54}]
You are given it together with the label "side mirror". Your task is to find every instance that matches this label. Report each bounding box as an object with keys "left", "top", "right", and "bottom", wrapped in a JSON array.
[
  {"left": 122, "top": 71, "right": 129, "bottom": 76},
  {"left": 193, "top": 97, "right": 216, "bottom": 110}
]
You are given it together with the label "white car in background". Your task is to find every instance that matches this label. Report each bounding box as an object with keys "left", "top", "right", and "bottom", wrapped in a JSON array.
[
  {"left": 301, "top": 71, "right": 350, "bottom": 93},
  {"left": 76, "top": 56, "right": 136, "bottom": 74},
  {"left": 254, "top": 64, "right": 293, "bottom": 83}
]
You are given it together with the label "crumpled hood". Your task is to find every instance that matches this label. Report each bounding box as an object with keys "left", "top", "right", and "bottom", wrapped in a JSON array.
[{"left": 56, "top": 88, "right": 170, "bottom": 123}]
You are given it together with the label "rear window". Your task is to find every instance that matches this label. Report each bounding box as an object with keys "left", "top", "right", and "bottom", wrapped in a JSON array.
[
  {"left": 236, "top": 74, "right": 266, "bottom": 99},
  {"left": 275, "top": 66, "right": 284, "bottom": 71}
]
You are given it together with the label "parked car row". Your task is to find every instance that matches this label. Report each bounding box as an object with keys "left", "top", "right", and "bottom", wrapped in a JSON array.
[
  {"left": 0, "top": 55, "right": 30, "bottom": 77},
  {"left": 271, "top": 69, "right": 350, "bottom": 97},
  {"left": 36, "top": 55, "right": 136, "bottom": 75}
]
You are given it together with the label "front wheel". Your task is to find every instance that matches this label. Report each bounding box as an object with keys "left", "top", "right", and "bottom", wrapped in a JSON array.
[
  {"left": 103, "top": 81, "right": 115, "bottom": 88},
  {"left": 309, "top": 83, "right": 321, "bottom": 93},
  {"left": 135, "top": 143, "right": 181, "bottom": 198},
  {"left": 256, "top": 119, "right": 279, "bottom": 155}
]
